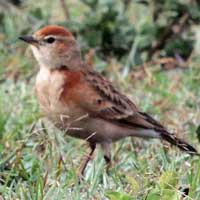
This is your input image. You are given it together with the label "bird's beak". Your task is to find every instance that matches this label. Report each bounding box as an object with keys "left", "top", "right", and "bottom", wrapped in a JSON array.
[{"left": 19, "top": 35, "right": 38, "bottom": 45}]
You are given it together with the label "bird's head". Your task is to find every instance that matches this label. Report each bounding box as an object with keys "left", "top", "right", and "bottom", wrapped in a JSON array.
[{"left": 19, "top": 25, "right": 82, "bottom": 70}]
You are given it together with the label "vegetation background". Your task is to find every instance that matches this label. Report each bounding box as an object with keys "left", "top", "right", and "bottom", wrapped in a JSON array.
[{"left": 0, "top": 0, "right": 200, "bottom": 199}]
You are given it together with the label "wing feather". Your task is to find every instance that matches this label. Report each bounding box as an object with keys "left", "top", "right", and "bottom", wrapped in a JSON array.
[{"left": 84, "top": 69, "right": 138, "bottom": 120}]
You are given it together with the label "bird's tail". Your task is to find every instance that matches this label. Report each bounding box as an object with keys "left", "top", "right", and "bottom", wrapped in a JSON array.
[
  {"left": 139, "top": 112, "right": 199, "bottom": 156},
  {"left": 160, "top": 130, "right": 199, "bottom": 156}
]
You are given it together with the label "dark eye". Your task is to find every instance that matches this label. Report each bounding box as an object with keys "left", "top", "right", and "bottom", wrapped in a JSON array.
[
  {"left": 97, "top": 99, "right": 103, "bottom": 105},
  {"left": 45, "top": 37, "right": 55, "bottom": 44}
]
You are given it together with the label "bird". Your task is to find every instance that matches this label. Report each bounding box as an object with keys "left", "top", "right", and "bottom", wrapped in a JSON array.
[{"left": 19, "top": 25, "right": 199, "bottom": 178}]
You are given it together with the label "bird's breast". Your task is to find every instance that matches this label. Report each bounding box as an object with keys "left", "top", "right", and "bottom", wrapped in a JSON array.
[{"left": 35, "top": 67, "right": 86, "bottom": 126}]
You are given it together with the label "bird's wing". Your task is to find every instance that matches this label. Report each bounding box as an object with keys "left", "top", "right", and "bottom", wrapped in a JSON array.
[{"left": 83, "top": 69, "right": 139, "bottom": 120}]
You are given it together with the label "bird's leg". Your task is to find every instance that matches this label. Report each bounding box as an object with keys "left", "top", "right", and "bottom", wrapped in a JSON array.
[
  {"left": 101, "top": 142, "right": 112, "bottom": 172},
  {"left": 78, "top": 143, "right": 96, "bottom": 179}
]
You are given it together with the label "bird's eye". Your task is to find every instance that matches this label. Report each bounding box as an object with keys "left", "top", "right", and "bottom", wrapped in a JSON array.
[{"left": 45, "top": 37, "right": 55, "bottom": 44}]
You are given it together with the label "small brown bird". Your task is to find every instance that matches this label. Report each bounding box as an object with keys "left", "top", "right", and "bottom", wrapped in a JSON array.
[{"left": 19, "top": 25, "right": 198, "bottom": 177}]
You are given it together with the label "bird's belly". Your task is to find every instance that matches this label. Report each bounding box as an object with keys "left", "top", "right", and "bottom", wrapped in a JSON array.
[
  {"left": 83, "top": 118, "right": 127, "bottom": 143},
  {"left": 40, "top": 101, "right": 129, "bottom": 142},
  {"left": 37, "top": 93, "right": 140, "bottom": 143},
  {"left": 38, "top": 94, "right": 135, "bottom": 142},
  {"left": 60, "top": 117, "right": 132, "bottom": 143},
  {"left": 39, "top": 99, "right": 87, "bottom": 128},
  {"left": 36, "top": 82, "right": 136, "bottom": 143}
]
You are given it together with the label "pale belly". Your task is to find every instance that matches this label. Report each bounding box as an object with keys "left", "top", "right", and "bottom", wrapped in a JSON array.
[
  {"left": 40, "top": 103, "right": 140, "bottom": 144},
  {"left": 37, "top": 91, "right": 148, "bottom": 144},
  {"left": 38, "top": 94, "right": 89, "bottom": 136},
  {"left": 37, "top": 92, "right": 129, "bottom": 143}
]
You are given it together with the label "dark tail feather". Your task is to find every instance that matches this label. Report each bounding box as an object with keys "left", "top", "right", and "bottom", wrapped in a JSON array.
[
  {"left": 138, "top": 112, "right": 199, "bottom": 156},
  {"left": 161, "top": 131, "right": 199, "bottom": 156}
]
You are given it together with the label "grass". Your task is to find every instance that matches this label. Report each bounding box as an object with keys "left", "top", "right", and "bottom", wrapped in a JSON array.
[{"left": 0, "top": 1, "right": 200, "bottom": 199}]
